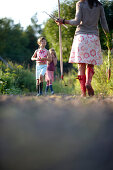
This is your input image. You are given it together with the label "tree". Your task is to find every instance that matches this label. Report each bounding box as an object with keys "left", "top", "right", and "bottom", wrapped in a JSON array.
[
  {"left": 100, "top": 0, "right": 113, "bottom": 30},
  {"left": 0, "top": 14, "right": 42, "bottom": 66},
  {"left": 99, "top": 0, "right": 113, "bottom": 49},
  {"left": 0, "top": 18, "right": 30, "bottom": 64}
]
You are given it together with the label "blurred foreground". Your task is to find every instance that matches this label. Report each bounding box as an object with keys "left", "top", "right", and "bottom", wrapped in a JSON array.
[{"left": 0, "top": 95, "right": 113, "bottom": 170}]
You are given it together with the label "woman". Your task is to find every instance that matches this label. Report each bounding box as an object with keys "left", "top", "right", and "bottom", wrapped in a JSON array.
[{"left": 56, "top": 0, "right": 109, "bottom": 96}]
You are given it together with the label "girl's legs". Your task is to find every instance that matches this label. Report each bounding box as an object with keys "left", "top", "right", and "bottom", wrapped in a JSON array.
[
  {"left": 49, "top": 80, "right": 54, "bottom": 94},
  {"left": 36, "top": 65, "right": 47, "bottom": 96},
  {"left": 78, "top": 63, "right": 86, "bottom": 97},
  {"left": 45, "top": 80, "right": 49, "bottom": 94},
  {"left": 85, "top": 64, "right": 94, "bottom": 96},
  {"left": 36, "top": 79, "right": 39, "bottom": 94},
  {"left": 38, "top": 74, "right": 43, "bottom": 95}
]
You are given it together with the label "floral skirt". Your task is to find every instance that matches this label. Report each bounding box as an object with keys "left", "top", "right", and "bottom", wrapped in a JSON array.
[
  {"left": 69, "top": 34, "right": 103, "bottom": 65},
  {"left": 45, "top": 70, "right": 54, "bottom": 82}
]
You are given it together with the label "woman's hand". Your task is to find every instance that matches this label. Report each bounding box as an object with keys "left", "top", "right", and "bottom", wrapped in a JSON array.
[{"left": 55, "top": 18, "right": 64, "bottom": 25}]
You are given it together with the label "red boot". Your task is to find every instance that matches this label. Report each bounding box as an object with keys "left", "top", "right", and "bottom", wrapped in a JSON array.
[
  {"left": 78, "top": 75, "right": 86, "bottom": 97},
  {"left": 85, "top": 66, "right": 94, "bottom": 96}
]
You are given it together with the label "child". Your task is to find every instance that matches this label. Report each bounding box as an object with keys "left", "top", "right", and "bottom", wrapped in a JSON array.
[
  {"left": 45, "top": 48, "right": 57, "bottom": 94},
  {"left": 31, "top": 37, "right": 52, "bottom": 96}
]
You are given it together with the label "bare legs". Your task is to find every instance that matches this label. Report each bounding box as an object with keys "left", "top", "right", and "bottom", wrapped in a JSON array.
[
  {"left": 49, "top": 80, "right": 54, "bottom": 94},
  {"left": 45, "top": 80, "right": 49, "bottom": 94},
  {"left": 45, "top": 80, "right": 54, "bottom": 94},
  {"left": 78, "top": 63, "right": 86, "bottom": 76},
  {"left": 36, "top": 79, "right": 39, "bottom": 94},
  {"left": 36, "top": 74, "right": 43, "bottom": 96}
]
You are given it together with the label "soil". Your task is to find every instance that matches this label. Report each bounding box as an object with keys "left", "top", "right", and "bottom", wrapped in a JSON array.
[{"left": 0, "top": 94, "right": 113, "bottom": 170}]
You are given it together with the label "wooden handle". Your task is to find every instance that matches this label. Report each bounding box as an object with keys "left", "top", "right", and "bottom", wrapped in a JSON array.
[{"left": 58, "top": 0, "right": 63, "bottom": 79}]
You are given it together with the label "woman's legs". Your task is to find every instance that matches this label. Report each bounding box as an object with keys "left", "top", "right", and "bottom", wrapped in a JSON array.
[
  {"left": 78, "top": 63, "right": 86, "bottom": 76},
  {"left": 78, "top": 63, "right": 86, "bottom": 97},
  {"left": 85, "top": 64, "right": 94, "bottom": 96}
]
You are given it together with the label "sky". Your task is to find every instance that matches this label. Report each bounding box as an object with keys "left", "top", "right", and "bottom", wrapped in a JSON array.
[{"left": 0, "top": 0, "right": 64, "bottom": 29}]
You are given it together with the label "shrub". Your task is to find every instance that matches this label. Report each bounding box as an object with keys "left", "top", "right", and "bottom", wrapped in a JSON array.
[{"left": 0, "top": 62, "right": 36, "bottom": 94}]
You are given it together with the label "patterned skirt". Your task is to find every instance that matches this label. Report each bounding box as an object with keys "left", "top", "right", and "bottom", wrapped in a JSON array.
[
  {"left": 45, "top": 70, "right": 54, "bottom": 82},
  {"left": 69, "top": 34, "right": 103, "bottom": 65}
]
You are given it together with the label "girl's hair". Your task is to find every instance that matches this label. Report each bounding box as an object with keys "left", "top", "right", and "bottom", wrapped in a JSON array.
[
  {"left": 49, "top": 48, "right": 57, "bottom": 58},
  {"left": 87, "top": 0, "right": 102, "bottom": 9},
  {"left": 37, "top": 37, "right": 46, "bottom": 45}
]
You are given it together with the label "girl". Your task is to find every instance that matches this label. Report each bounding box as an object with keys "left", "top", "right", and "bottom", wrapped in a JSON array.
[
  {"left": 31, "top": 37, "right": 52, "bottom": 96},
  {"left": 56, "top": 0, "right": 109, "bottom": 97},
  {"left": 45, "top": 48, "right": 57, "bottom": 94}
]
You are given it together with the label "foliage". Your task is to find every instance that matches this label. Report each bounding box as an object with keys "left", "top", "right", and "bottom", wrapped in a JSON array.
[
  {"left": 105, "top": 32, "right": 113, "bottom": 50},
  {"left": 0, "top": 61, "right": 36, "bottom": 94},
  {"left": 100, "top": 0, "right": 113, "bottom": 31},
  {"left": 99, "top": 0, "right": 113, "bottom": 49},
  {"left": 0, "top": 14, "right": 42, "bottom": 66},
  {"left": 92, "top": 51, "right": 113, "bottom": 95}
]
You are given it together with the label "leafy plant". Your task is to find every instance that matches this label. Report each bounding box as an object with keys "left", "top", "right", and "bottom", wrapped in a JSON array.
[{"left": 0, "top": 62, "right": 36, "bottom": 94}]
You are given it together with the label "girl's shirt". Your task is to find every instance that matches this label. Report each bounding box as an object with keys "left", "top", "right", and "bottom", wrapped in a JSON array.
[
  {"left": 47, "top": 61, "right": 55, "bottom": 71},
  {"left": 36, "top": 48, "right": 48, "bottom": 65},
  {"left": 47, "top": 57, "right": 57, "bottom": 71}
]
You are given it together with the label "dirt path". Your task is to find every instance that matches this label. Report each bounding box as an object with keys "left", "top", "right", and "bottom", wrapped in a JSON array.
[
  {"left": 1, "top": 94, "right": 113, "bottom": 106},
  {"left": 0, "top": 95, "right": 113, "bottom": 170}
]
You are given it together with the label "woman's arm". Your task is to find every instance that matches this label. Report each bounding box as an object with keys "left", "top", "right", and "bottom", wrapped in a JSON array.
[{"left": 56, "top": 1, "right": 82, "bottom": 26}]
